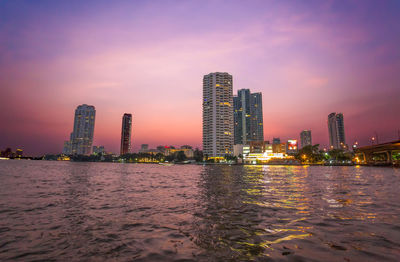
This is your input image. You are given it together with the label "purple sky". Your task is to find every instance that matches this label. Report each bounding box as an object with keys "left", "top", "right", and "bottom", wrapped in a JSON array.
[{"left": 1, "top": 0, "right": 400, "bottom": 155}]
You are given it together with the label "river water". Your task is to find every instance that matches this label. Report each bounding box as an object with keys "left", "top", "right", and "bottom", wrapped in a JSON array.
[{"left": 0, "top": 160, "right": 399, "bottom": 261}]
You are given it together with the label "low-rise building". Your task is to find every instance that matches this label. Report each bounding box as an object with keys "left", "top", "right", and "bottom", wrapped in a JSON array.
[
  {"left": 93, "top": 146, "right": 105, "bottom": 154},
  {"left": 16, "top": 149, "right": 23, "bottom": 158},
  {"left": 62, "top": 141, "right": 71, "bottom": 155},
  {"left": 242, "top": 141, "right": 294, "bottom": 164},
  {"left": 233, "top": 144, "right": 244, "bottom": 157},
  {"left": 272, "top": 137, "right": 281, "bottom": 144},
  {"left": 287, "top": 140, "right": 298, "bottom": 154},
  {"left": 139, "top": 144, "right": 149, "bottom": 153},
  {"left": 164, "top": 146, "right": 194, "bottom": 158},
  {"left": 272, "top": 143, "right": 286, "bottom": 154}
]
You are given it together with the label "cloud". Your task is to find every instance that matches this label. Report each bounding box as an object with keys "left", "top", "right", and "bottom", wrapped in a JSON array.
[{"left": 1, "top": 0, "right": 399, "bottom": 154}]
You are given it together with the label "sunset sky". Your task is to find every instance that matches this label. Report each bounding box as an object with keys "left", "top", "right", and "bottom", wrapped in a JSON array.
[{"left": 1, "top": 0, "right": 400, "bottom": 155}]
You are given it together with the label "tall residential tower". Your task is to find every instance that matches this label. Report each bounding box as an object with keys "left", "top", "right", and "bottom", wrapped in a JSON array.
[
  {"left": 203, "top": 72, "right": 234, "bottom": 158},
  {"left": 328, "top": 112, "right": 346, "bottom": 149},
  {"left": 233, "top": 89, "right": 263, "bottom": 144},
  {"left": 120, "top": 113, "right": 132, "bottom": 155},
  {"left": 64, "top": 104, "right": 96, "bottom": 155}
]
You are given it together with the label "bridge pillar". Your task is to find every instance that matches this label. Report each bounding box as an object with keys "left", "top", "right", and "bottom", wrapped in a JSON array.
[
  {"left": 361, "top": 152, "right": 367, "bottom": 164},
  {"left": 387, "top": 151, "right": 392, "bottom": 164},
  {"left": 365, "top": 152, "right": 372, "bottom": 165}
]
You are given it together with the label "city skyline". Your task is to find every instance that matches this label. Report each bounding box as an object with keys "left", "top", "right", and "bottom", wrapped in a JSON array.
[{"left": 1, "top": 0, "right": 400, "bottom": 155}]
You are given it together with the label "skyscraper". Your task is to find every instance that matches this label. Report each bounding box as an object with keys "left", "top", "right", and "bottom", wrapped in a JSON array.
[
  {"left": 67, "top": 104, "right": 96, "bottom": 155},
  {"left": 120, "top": 113, "right": 132, "bottom": 155},
  {"left": 328, "top": 112, "right": 346, "bottom": 149},
  {"left": 300, "top": 130, "right": 312, "bottom": 148},
  {"left": 233, "top": 89, "right": 264, "bottom": 144},
  {"left": 203, "top": 72, "right": 234, "bottom": 158}
]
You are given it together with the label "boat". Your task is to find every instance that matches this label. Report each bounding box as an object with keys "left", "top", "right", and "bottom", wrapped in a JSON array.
[{"left": 159, "top": 162, "right": 174, "bottom": 166}]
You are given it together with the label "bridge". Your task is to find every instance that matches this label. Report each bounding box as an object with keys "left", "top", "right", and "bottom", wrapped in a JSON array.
[{"left": 354, "top": 140, "right": 400, "bottom": 166}]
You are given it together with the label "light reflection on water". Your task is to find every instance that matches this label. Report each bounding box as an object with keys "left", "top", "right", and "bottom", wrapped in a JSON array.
[
  {"left": 0, "top": 161, "right": 399, "bottom": 261},
  {"left": 193, "top": 165, "right": 400, "bottom": 261}
]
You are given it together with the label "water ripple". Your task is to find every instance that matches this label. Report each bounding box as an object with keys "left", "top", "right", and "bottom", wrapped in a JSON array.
[{"left": 0, "top": 161, "right": 399, "bottom": 261}]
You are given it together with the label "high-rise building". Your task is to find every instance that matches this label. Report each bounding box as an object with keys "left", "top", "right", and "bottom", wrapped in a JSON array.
[
  {"left": 120, "top": 113, "right": 132, "bottom": 155},
  {"left": 328, "top": 112, "right": 346, "bottom": 149},
  {"left": 66, "top": 104, "right": 96, "bottom": 155},
  {"left": 203, "top": 72, "right": 234, "bottom": 157},
  {"left": 300, "top": 130, "right": 312, "bottom": 148},
  {"left": 233, "top": 89, "right": 264, "bottom": 144}
]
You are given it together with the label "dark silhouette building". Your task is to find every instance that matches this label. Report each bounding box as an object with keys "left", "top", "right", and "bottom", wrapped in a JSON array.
[
  {"left": 300, "top": 130, "right": 312, "bottom": 148},
  {"left": 120, "top": 113, "right": 132, "bottom": 155},
  {"left": 328, "top": 112, "right": 346, "bottom": 149},
  {"left": 233, "top": 89, "right": 264, "bottom": 144}
]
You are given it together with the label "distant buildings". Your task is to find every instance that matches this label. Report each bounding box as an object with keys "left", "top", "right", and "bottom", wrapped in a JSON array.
[
  {"left": 202, "top": 72, "right": 234, "bottom": 158},
  {"left": 286, "top": 139, "right": 298, "bottom": 154},
  {"left": 15, "top": 149, "right": 23, "bottom": 157},
  {"left": 233, "top": 89, "right": 264, "bottom": 144},
  {"left": 235, "top": 141, "right": 295, "bottom": 164},
  {"left": 164, "top": 145, "right": 194, "bottom": 158},
  {"left": 135, "top": 144, "right": 194, "bottom": 159},
  {"left": 120, "top": 113, "right": 132, "bottom": 155},
  {"left": 0, "top": 147, "right": 19, "bottom": 158},
  {"left": 93, "top": 146, "right": 105, "bottom": 154},
  {"left": 272, "top": 137, "right": 281, "bottom": 144},
  {"left": 139, "top": 144, "right": 149, "bottom": 153},
  {"left": 272, "top": 142, "right": 286, "bottom": 154},
  {"left": 54, "top": 82, "right": 352, "bottom": 159},
  {"left": 63, "top": 104, "right": 96, "bottom": 155},
  {"left": 233, "top": 144, "right": 244, "bottom": 157},
  {"left": 62, "top": 141, "right": 71, "bottom": 155},
  {"left": 156, "top": 145, "right": 166, "bottom": 153},
  {"left": 300, "top": 130, "right": 312, "bottom": 148},
  {"left": 249, "top": 141, "right": 271, "bottom": 154},
  {"left": 328, "top": 112, "right": 346, "bottom": 149}
]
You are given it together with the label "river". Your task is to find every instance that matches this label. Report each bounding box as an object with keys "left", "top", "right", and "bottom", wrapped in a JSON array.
[{"left": 0, "top": 160, "right": 399, "bottom": 261}]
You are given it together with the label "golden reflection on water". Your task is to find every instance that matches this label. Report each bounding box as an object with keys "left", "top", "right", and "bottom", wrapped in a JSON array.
[
  {"left": 242, "top": 165, "right": 314, "bottom": 253},
  {"left": 193, "top": 165, "right": 391, "bottom": 260},
  {"left": 194, "top": 165, "right": 317, "bottom": 259},
  {"left": 1, "top": 162, "right": 399, "bottom": 261}
]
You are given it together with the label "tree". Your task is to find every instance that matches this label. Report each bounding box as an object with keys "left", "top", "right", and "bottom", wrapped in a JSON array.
[
  {"left": 194, "top": 148, "right": 203, "bottom": 162},
  {"left": 165, "top": 154, "right": 175, "bottom": 162},
  {"left": 327, "top": 149, "right": 353, "bottom": 161},
  {"left": 224, "top": 154, "right": 237, "bottom": 162},
  {"left": 295, "top": 144, "right": 324, "bottom": 163},
  {"left": 155, "top": 153, "right": 164, "bottom": 162},
  {"left": 176, "top": 151, "right": 187, "bottom": 162}
]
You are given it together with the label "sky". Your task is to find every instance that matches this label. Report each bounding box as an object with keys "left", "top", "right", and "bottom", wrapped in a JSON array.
[{"left": 1, "top": 0, "right": 400, "bottom": 156}]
